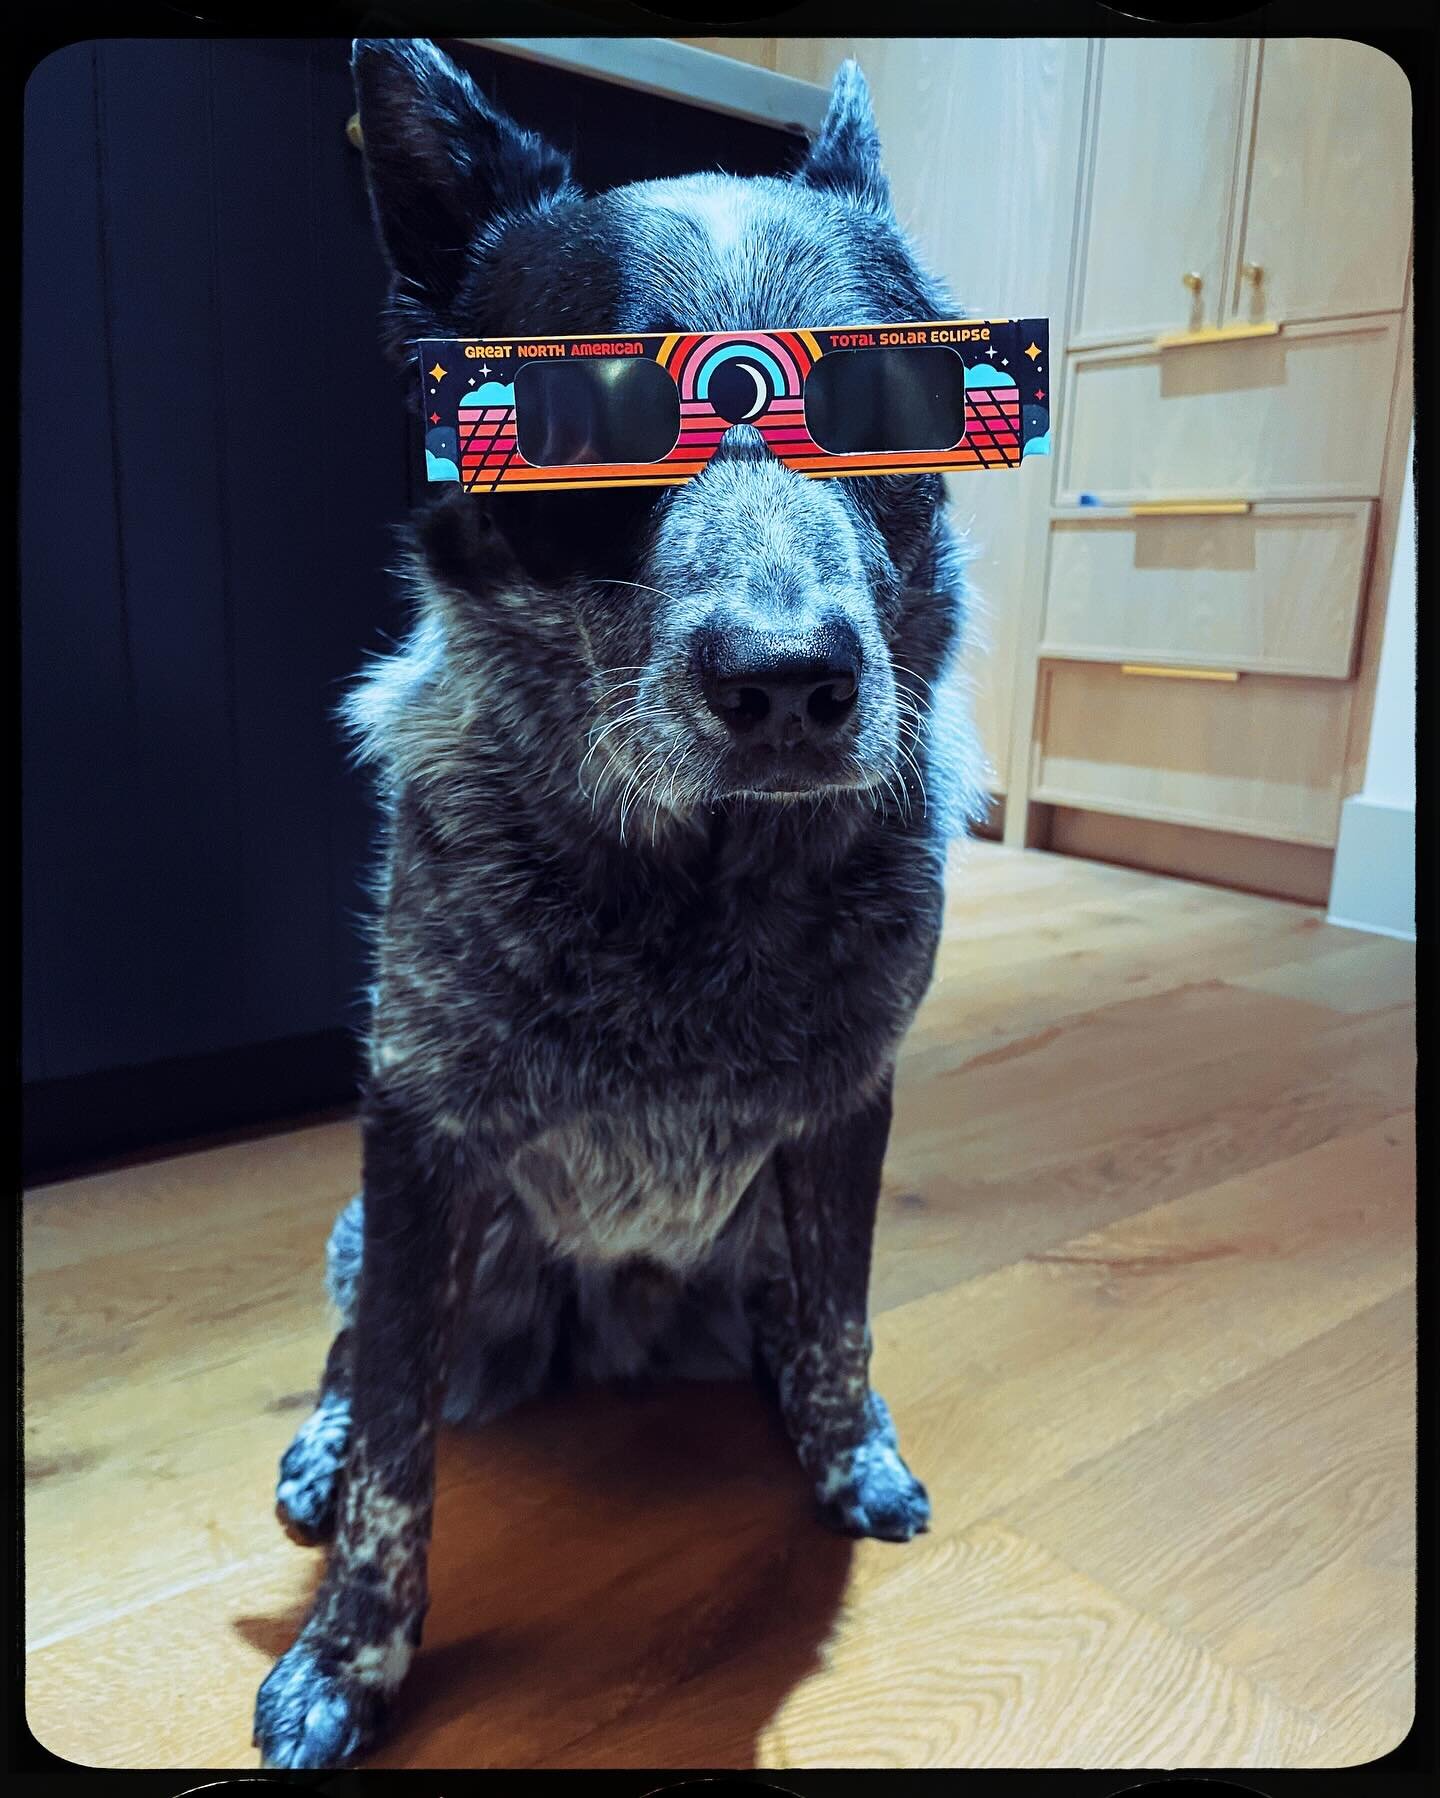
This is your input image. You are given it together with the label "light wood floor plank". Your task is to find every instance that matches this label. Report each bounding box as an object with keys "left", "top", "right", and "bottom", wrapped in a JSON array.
[
  {"left": 1226, "top": 936, "right": 1420, "bottom": 1015},
  {"left": 878, "top": 1000, "right": 1409, "bottom": 1310},
  {"left": 870, "top": 1114, "right": 1415, "bottom": 1524},
  {"left": 562, "top": 1524, "right": 1326, "bottom": 1769},
  {"left": 1005, "top": 1273, "right": 1416, "bottom": 1754}
]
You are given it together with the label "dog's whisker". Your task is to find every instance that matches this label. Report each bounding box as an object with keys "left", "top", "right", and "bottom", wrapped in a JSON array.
[
  {"left": 616, "top": 738, "right": 675, "bottom": 841},
  {"left": 578, "top": 704, "right": 672, "bottom": 793},
  {"left": 592, "top": 578, "right": 685, "bottom": 608},
  {"left": 580, "top": 707, "right": 663, "bottom": 770},
  {"left": 890, "top": 659, "right": 938, "bottom": 697},
  {"left": 644, "top": 739, "right": 693, "bottom": 844},
  {"left": 894, "top": 739, "right": 929, "bottom": 819}
]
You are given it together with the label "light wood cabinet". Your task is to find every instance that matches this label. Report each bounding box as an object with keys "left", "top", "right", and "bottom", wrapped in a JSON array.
[
  {"left": 1071, "top": 40, "right": 1251, "bottom": 346},
  {"left": 1233, "top": 40, "right": 1412, "bottom": 327},
  {"left": 1011, "top": 35, "right": 1412, "bottom": 893}
]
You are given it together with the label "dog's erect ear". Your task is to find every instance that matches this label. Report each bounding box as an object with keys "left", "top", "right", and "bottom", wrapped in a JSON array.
[
  {"left": 793, "top": 60, "right": 891, "bottom": 210},
  {"left": 352, "top": 38, "right": 574, "bottom": 309}
]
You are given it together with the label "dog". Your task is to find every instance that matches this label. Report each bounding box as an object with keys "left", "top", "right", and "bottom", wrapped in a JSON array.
[{"left": 253, "top": 37, "right": 984, "bottom": 1767}]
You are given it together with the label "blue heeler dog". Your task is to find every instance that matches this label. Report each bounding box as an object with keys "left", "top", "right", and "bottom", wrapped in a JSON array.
[{"left": 254, "top": 37, "right": 984, "bottom": 1767}]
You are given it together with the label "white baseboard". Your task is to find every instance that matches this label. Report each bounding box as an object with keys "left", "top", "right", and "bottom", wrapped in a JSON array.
[
  {"left": 1327, "top": 913, "right": 1417, "bottom": 942},
  {"left": 1327, "top": 796, "right": 1416, "bottom": 941}
]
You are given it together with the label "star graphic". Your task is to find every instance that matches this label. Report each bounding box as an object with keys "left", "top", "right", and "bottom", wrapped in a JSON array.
[
  {"left": 1001, "top": 358, "right": 1009, "bottom": 366},
  {"left": 429, "top": 362, "right": 447, "bottom": 382},
  {"left": 1025, "top": 341, "right": 1041, "bottom": 360},
  {"left": 1035, "top": 389, "right": 1045, "bottom": 402},
  {"left": 478, "top": 362, "right": 492, "bottom": 377},
  {"left": 986, "top": 346, "right": 998, "bottom": 359},
  {"left": 430, "top": 411, "right": 441, "bottom": 424}
]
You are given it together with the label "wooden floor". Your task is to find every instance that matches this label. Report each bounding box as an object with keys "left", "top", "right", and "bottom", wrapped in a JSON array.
[{"left": 24, "top": 842, "right": 1416, "bottom": 1770}]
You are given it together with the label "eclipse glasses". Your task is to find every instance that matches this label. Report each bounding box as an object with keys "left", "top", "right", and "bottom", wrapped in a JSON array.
[{"left": 419, "top": 318, "right": 1050, "bottom": 494}]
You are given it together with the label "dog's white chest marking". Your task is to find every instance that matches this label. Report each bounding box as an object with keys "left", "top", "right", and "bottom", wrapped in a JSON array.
[{"left": 504, "top": 1106, "right": 770, "bottom": 1268}]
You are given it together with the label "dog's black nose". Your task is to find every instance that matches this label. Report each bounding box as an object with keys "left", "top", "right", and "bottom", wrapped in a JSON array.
[{"left": 696, "top": 619, "right": 863, "bottom": 746}]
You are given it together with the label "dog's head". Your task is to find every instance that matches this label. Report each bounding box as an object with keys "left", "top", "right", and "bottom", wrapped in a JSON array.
[{"left": 353, "top": 40, "right": 967, "bottom": 822}]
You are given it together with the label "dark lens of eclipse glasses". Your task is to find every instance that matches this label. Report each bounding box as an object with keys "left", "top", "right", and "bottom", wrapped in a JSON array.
[
  {"left": 514, "top": 358, "right": 680, "bottom": 467},
  {"left": 803, "top": 344, "right": 968, "bottom": 454}
]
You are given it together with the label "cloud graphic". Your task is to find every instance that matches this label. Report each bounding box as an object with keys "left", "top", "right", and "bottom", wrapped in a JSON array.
[
  {"left": 461, "top": 381, "right": 516, "bottom": 407},
  {"left": 1022, "top": 431, "right": 1051, "bottom": 459},
  {"left": 965, "top": 364, "right": 1017, "bottom": 387},
  {"left": 426, "top": 450, "right": 460, "bottom": 482}
]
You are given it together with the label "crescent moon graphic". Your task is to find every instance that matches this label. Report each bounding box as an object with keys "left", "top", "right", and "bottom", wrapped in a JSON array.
[{"left": 741, "top": 363, "right": 767, "bottom": 420}]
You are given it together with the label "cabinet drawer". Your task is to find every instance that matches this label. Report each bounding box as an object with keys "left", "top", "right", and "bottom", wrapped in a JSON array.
[
  {"left": 1040, "top": 501, "right": 1373, "bottom": 678},
  {"left": 1057, "top": 316, "right": 1402, "bottom": 504},
  {"left": 1031, "top": 660, "right": 1350, "bottom": 846}
]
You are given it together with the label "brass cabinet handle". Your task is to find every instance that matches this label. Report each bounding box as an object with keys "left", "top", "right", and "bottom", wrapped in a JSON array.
[
  {"left": 1153, "top": 318, "right": 1281, "bottom": 349},
  {"left": 1181, "top": 271, "right": 1204, "bottom": 293},
  {"left": 346, "top": 111, "right": 364, "bottom": 150},
  {"left": 1241, "top": 261, "right": 1265, "bottom": 285},
  {"left": 1128, "top": 500, "right": 1252, "bottom": 517},
  {"left": 1120, "top": 664, "right": 1240, "bottom": 682}
]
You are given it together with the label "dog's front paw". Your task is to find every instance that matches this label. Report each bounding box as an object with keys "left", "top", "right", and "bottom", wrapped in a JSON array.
[
  {"left": 816, "top": 1431, "right": 931, "bottom": 1542},
  {"left": 253, "top": 1640, "right": 386, "bottom": 1769},
  {"left": 275, "top": 1396, "right": 351, "bottom": 1547}
]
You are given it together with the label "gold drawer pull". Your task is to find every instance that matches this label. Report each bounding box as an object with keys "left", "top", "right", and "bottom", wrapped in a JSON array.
[
  {"left": 1153, "top": 320, "right": 1281, "bottom": 349},
  {"left": 1129, "top": 500, "right": 1252, "bottom": 517},
  {"left": 1121, "top": 664, "right": 1240, "bottom": 682},
  {"left": 346, "top": 111, "right": 364, "bottom": 150}
]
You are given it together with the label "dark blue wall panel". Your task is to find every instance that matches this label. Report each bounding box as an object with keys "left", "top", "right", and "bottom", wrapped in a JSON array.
[
  {"left": 23, "top": 45, "right": 140, "bottom": 1081},
  {"left": 23, "top": 39, "right": 404, "bottom": 1084}
]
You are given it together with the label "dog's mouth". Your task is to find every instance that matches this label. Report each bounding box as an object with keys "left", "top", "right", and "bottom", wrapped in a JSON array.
[
  {"left": 712, "top": 738, "right": 873, "bottom": 802},
  {"left": 580, "top": 707, "right": 898, "bottom": 828}
]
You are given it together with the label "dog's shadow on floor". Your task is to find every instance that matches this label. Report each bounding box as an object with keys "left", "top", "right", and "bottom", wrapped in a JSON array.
[{"left": 235, "top": 1378, "right": 856, "bottom": 1767}]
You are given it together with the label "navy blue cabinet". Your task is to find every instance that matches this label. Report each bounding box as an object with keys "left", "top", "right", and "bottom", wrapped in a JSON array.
[{"left": 22, "top": 38, "right": 805, "bottom": 1177}]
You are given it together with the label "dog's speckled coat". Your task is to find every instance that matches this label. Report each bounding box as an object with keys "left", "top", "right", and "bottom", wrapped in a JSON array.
[{"left": 254, "top": 38, "right": 985, "bottom": 1768}]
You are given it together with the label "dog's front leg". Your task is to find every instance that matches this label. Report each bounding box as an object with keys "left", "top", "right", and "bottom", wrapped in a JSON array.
[
  {"left": 762, "top": 1073, "right": 930, "bottom": 1543},
  {"left": 253, "top": 1091, "right": 471, "bottom": 1768}
]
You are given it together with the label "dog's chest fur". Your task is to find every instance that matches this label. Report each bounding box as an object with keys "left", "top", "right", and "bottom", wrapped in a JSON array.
[
  {"left": 503, "top": 1105, "right": 771, "bottom": 1266},
  {"left": 375, "top": 791, "right": 943, "bottom": 1270}
]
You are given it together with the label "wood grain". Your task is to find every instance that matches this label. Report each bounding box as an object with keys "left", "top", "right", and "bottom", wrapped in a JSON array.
[
  {"left": 24, "top": 842, "right": 1414, "bottom": 1767},
  {"left": 1057, "top": 316, "right": 1403, "bottom": 508},
  {"left": 1072, "top": 39, "right": 1251, "bottom": 345},
  {"left": 1236, "top": 40, "right": 1412, "bottom": 325},
  {"left": 566, "top": 1524, "right": 1324, "bottom": 1769},
  {"left": 1041, "top": 503, "right": 1372, "bottom": 680},
  {"left": 1008, "top": 1277, "right": 1416, "bottom": 1755},
  {"left": 1032, "top": 660, "right": 1353, "bottom": 846},
  {"left": 1046, "top": 809, "right": 1336, "bottom": 905}
]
